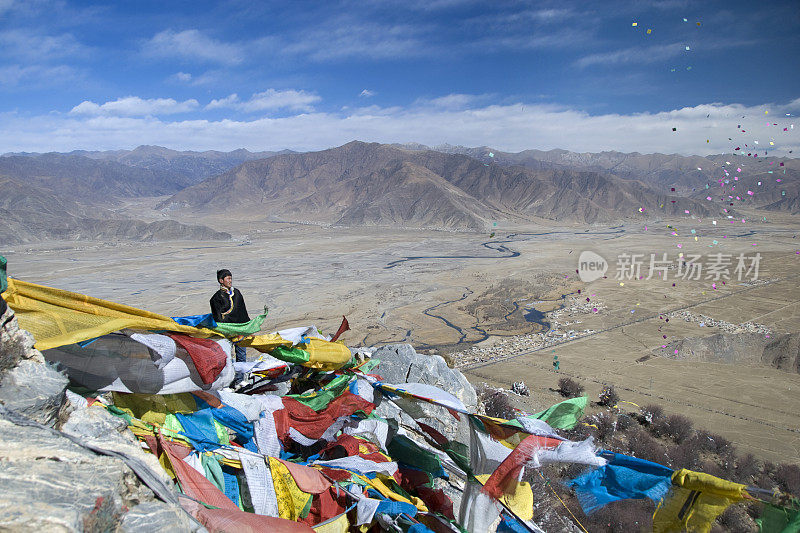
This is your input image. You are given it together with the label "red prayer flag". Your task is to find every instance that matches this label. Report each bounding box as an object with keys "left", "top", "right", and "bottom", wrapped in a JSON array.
[
  {"left": 482, "top": 434, "right": 556, "bottom": 499},
  {"left": 330, "top": 316, "right": 350, "bottom": 342},
  {"left": 168, "top": 334, "right": 228, "bottom": 385},
  {"left": 158, "top": 434, "right": 238, "bottom": 510},
  {"left": 178, "top": 496, "right": 313, "bottom": 532}
]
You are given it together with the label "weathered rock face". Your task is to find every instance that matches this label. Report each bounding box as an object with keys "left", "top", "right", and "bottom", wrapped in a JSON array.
[
  {"left": 0, "top": 305, "right": 42, "bottom": 372},
  {"left": 370, "top": 343, "right": 478, "bottom": 445},
  {"left": 0, "top": 306, "right": 196, "bottom": 532},
  {"left": 0, "top": 359, "right": 69, "bottom": 426},
  {"left": 371, "top": 344, "right": 478, "bottom": 409},
  {"left": 0, "top": 306, "right": 67, "bottom": 426},
  {"left": 0, "top": 413, "right": 195, "bottom": 532}
]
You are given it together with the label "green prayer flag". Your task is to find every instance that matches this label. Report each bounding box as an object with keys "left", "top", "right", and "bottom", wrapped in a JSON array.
[
  {"left": 387, "top": 434, "right": 445, "bottom": 476},
  {"left": 359, "top": 358, "right": 382, "bottom": 373},
  {"left": 201, "top": 454, "right": 226, "bottom": 493},
  {"left": 529, "top": 395, "right": 588, "bottom": 429},
  {"left": 286, "top": 389, "right": 338, "bottom": 411},
  {"left": 0, "top": 255, "right": 7, "bottom": 294},
  {"left": 756, "top": 500, "right": 800, "bottom": 533},
  {"left": 286, "top": 375, "right": 351, "bottom": 411},
  {"left": 212, "top": 312, "right": 268, "bottom": 336},
  {"left": 271, "top": 345, "right": 312, "bottom": 365}
]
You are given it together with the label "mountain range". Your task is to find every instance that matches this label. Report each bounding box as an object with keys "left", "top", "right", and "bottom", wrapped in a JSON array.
[
  {"left": 0, "top": 173, "right": 231, "bottom": 245},
  {"left": 5, "top": 145, "right": 292, "bottom": 184},
  {"left": 160, "top": 141, "right": 729, "bottom": 229},
  {"left": 2, "top": 142, "right": 796, "bottom": 244}
]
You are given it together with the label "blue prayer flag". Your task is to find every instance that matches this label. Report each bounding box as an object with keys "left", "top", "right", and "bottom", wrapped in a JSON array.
[{"left": 567, "top": 452, "right": 673, "bottom": 514}]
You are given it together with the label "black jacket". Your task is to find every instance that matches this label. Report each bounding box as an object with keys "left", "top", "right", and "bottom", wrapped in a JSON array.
[{"left": 210, "top": 288, "right": 251, "bottom": 323}]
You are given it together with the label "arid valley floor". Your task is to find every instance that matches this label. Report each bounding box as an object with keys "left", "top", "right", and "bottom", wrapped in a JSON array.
[{"left": 5, "top": 209, "right": 800, "bottom": 464}]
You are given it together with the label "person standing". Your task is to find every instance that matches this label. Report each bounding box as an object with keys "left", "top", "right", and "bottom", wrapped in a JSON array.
[{"left": 210, "top": 269, "right": 250, "bottom": 372}]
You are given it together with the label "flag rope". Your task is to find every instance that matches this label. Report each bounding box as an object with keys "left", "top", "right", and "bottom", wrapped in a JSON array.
[{"left": 536, "top": 470, "right": 589, "bottom": 533}]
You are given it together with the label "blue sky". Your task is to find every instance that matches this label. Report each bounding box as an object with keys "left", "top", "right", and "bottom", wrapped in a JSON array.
[{"left": 0, "top": 0, "right": 798, "bottom": 155}]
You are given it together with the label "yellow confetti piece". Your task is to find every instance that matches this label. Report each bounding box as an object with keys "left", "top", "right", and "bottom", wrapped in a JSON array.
[
  {"left": 619, "top": 282, "right": 624, "bottom": 286},
  {"left": 632, "top": 22, "right": 638, "bottom": 26},
  {"left": 646, "top": 28, "right": 652, "bottom": 34}
]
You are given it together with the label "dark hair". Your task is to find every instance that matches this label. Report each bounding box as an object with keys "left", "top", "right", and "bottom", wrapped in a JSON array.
[{"left": 216, "top": 269, "right": 232, "bottom": 281}]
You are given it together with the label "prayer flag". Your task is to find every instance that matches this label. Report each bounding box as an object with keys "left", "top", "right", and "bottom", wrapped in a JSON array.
[
  {"left": 653, "top": 469, "right": 746, "bottom": 533},
  {"left": 567, "top": 452, "right": 673, "bottom": 514},
  {"left": 529, "top": 396, "right": 588, "bottom": 429},
  {"left": 756, "top": 500, "right": 800, "bottom": 533},
  {"left": 330, "top": 315, "right": 350, "bottom": 342}
]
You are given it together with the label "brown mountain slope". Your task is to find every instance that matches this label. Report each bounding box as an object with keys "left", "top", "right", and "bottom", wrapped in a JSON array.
[
  {"left": 70, "top": 145, "right": 291, "bottom": 183},
  {"left": 161, "top": 141, "right": 726, "bottom": 228},
  {"left": 0, "top": 153, "right": 191, "bottom": 203},
  {"left": 322, "top": 161, "right": 495, "bottom": 229},
  {"left": 425, "top": 144, "right": 798, "bottom": 202},
  {"left": 0, "top": 176, "right": 230, "bottom": 245}
]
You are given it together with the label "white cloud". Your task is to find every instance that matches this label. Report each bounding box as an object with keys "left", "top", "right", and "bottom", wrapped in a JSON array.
[
  {"left": 142, "top": 29, "right": 244, "bottom": 64},
  {"left": 280, "top": 19, "right": 426, "bottom": 61},
  {"left": 69, "top": 96, "right": 199, "bottom": 117},
  {"left": 576, "top": 43, "right": 686, "bottom": 68},
  {"left": 185, "top": 70, "right": 224, "bottom": 86},
  {"left": 205, "top": 89, "right": 321, "bottom": 112},
  {"left": 416, "top": 93, "right": 484, "bottom": 109},
  {"left": 575, "top": 38, "right": 757, "bottom": 68},
  {"left": 0, "top": 64, "right": 79, "bottom": 88},
  {"left": 171, "top": 71, "right": 192, "bottom": 82},
  {"left": 3, "top": 98, "right": 799, "bottom": 157},
  {"left": 0, "top": 29, "right": 89, "bottom": 61},
  {"left": 359, "top": 89, "right": 375, "bottom": 98}
]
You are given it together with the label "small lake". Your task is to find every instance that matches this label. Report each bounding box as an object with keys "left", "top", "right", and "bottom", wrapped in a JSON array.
[{"left": 523, "top": 306, "right": 549, "bottom": 328}]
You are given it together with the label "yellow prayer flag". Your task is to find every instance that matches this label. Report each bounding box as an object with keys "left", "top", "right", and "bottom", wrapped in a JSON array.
[
  {"left": 476, "top": 474, "right": 534, "bottom": 521},
  {"left": 269, "top": 456, "right": 313, "bottom": 521},
  {"left": 112, "top": 392, "right": 197, "bottom": 426},
  {"left": 5, "top": 278, "right": 218, "bottom": 350},
  {"left": 237, "top": 333, "right": 292, "bottom": 352},
  {"left": 305, "top": 337, "right": 352, "bottom": 370},
  {"left": 313, "top": 511, "right": 350, "bottom": 532},
  {"left": 653, "top": 469, "right": 746, "bottom": 533},
  {"left": 353, "top": 474, "right": 429, "bottom": 513}
]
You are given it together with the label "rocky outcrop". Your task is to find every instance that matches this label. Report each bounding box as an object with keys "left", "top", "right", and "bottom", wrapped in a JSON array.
[
  {"left": 762, "top": 332, "right": 800, "bottom": 373},
  {"left": 0, "top": 305, "right": 196, "bottom": 531},
  {"left": 654, "top": 329, "right": 800, "bottom": 374},
  {"left": 0, "top": 306, "right": 67, "bottom": 425},
  {"left": 369, "top": 343, "right": 477, "bottom": 450}
]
